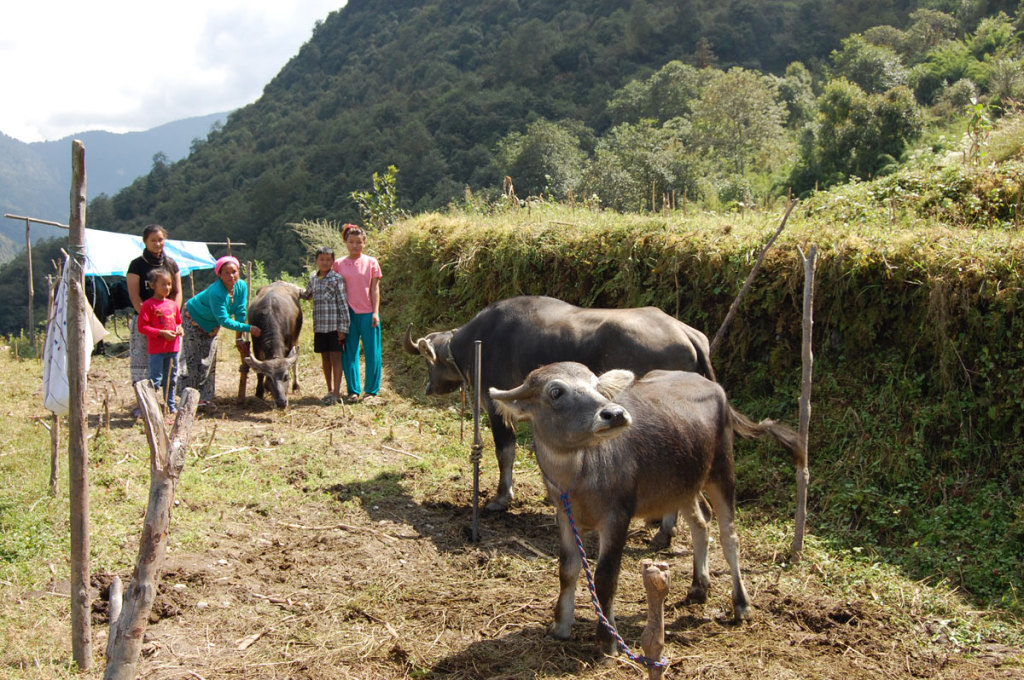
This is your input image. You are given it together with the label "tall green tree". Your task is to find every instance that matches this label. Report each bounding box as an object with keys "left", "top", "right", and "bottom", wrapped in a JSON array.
[
  {"left": 606, "top": 60, "right": 704, "bottom": 124},
  {"left": 776, "top": 61, "right": 817, "bottom": 129},
  {"left": 791, "top": 78, "right": 922, "bottom": 191},
  {"left": 830, "top": 34, "right": 909, "bottom": 93},
  {"left": 689, "top": 67, "right": 790, "bottom": 177},
  {"left": 496, "top": 119, "right": 589, "bottom": 200},
  {"left": 582, "top": 119, "right": 697, "bottom": 211}
]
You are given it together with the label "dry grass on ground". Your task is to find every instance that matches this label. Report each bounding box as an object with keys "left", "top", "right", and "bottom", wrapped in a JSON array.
[{"left": 1, "top": 337, "right": 1022, "bottom": 679}]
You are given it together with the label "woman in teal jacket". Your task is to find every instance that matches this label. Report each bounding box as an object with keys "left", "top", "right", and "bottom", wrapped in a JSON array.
[{"left": 178, "top": 256, "right": 262, "bottom": 405}]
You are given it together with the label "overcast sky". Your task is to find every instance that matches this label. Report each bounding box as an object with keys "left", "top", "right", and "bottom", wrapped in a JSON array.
[{"left": 0, "top": 1, "right": 344, "bottom": 143}]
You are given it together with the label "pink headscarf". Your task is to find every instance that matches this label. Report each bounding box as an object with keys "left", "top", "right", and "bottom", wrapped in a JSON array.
[{"left": 214, "top": 255, "right": 240, "bottom": 275}]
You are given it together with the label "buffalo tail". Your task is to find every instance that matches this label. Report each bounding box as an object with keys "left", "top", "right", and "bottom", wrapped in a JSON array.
[{"left": 729, "top": 406, "right": 806, "bottom": 468}]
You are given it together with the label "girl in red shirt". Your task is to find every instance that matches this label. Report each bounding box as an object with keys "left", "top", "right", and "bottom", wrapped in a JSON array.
[{"left": 137, "top": 268, "right": 183, "bottom": 413}]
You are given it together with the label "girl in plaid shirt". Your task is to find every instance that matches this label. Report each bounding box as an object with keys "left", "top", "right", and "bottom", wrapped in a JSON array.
[{"left": 302, "top": 246, "right": 350, "bottom": 405}]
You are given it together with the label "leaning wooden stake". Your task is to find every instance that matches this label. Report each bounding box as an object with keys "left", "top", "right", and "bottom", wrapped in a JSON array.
[
  {"left": 710, "top": 200, "right": 797, "bottom": 357},
  {"left": 49, "top": 414, "right": 60, "bottom": 496},
  {"left": 640, "top": 560, "right": 671, "bottom": 679},
  {"left": 47, "top": 266, "right": 60, "bottom": 497},
  {"left": 791, "top": 244, "right": 817, "bottom": 561},
  {"left": 103, "top": 383, "right": 199, "bottom": 680},
  {"left": 236, "top": 339, "right": 251, "bottom": 405}
]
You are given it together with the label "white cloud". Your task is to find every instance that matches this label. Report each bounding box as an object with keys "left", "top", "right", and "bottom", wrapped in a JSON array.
[{"left": 0, "top": 1, "right": 342, "bottom": 142}]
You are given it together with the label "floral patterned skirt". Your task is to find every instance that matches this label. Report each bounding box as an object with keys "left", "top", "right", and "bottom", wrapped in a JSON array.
[{"left": 177, "top": 320, "right": 218, "bottom": 402}]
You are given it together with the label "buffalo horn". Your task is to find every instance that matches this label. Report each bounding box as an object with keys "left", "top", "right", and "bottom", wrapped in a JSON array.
[
  {"left": 489, "top": 383, "right": 536, "bottom": 403},
  {"left": 403, "top": 324, "right": 419, "bottom": 355}
]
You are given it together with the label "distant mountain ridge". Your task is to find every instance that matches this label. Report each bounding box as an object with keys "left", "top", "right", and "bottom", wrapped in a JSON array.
[{"left": 0, "top": 111, "right": 229, "bottom": 251}]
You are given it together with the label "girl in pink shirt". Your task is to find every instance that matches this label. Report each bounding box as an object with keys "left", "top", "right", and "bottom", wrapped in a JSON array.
[{"left": 332, "top": 224, "right": 383, "bottom": 402}]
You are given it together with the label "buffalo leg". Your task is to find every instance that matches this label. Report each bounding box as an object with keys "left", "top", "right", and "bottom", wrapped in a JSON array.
[
  {"left": 550, "top": 507, "right": 582, "bottom": 639},
  {"left": 594, "top": 513, "right": 630, "bottom": 657},
  {"left": 680, "top": 496, "right": 711, "bottom": 604},
  {"left": 706, "top": 483, "right": 750, "bottom": 621},
  {"left": 649, "top": 511, "right": 677, "bottom": 551},
  {"left": 256, "top": 374, "right": 265, "bottom": 401},
  {"left": 486, "top": 417, "right": 516, "bottom": 511}
]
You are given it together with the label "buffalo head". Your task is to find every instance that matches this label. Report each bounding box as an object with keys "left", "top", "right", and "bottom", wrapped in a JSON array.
[
  {"left": 245, "top": 347, "right": 299, "bottom": 408},
  {"left": 404, "top": 324, "right": 466, "bottom": 395},
  {"left": 490, "top": 362, "right": 635, "bottom": 452}
]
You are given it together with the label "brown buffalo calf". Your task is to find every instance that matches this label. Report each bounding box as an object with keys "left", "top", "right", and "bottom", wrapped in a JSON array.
[{"left": 490, "top": 362, "right": 803, "bottom": 656}]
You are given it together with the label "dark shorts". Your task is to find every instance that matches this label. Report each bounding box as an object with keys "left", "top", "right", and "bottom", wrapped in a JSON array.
[{"left": 313, "top": 331, "right": 343, "bottom": 353}]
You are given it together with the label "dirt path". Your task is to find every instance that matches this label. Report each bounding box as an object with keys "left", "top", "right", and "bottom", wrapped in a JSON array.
[{"left": 65, "top": 353, "right": 1024, "bottom": 678}]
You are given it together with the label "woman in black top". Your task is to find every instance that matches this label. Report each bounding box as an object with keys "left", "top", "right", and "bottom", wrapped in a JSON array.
[{"left": 126, "top": 224, "right": 182, "bottom": 385}]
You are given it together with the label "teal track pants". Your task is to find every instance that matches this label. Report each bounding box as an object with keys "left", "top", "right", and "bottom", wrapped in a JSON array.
[{"left": 343, "top": 309, "right": 381, "bottom": 396}]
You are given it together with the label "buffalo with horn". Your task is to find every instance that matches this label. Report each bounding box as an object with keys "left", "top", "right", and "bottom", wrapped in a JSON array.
[
  {"left": 244, "top": 281, "right": 303, "bottom": 408},
  {"left": 405, "top": 295, "right": 715, "bottom": 541}
]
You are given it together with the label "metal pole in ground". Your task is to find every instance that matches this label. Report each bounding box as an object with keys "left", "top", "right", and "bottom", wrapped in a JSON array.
[{"left": 470, "top": 340, "right": 483, "bottom": 542}]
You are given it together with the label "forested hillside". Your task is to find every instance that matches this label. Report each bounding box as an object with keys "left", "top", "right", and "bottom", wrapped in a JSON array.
[
  {"left": 74, "top": 0, "right": 1018, "bottom": 272},
  {"left": 3, "top": 0, "right": 1024, "bottom": 335}
]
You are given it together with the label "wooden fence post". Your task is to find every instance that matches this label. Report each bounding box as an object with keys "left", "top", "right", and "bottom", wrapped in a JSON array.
[
  {"left": 237, "top": 261, "right": 253, "bottom": 404},
  {"left": 25, "top": 217, "right": 35, "bottom": 343},
  {"left": 104, "top": 384, "right": 199, "bottom": 679},
  {"left": 68, "top": 139, "right": 92, "bottom": 669},
  {"left": 792, "top": 244, "right": 817, "bottom": 560}
]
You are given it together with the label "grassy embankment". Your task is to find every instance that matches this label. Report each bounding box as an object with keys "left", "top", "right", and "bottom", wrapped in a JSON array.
[{"left": 374, "top": 194, "right": 1024, "bottom": 617}]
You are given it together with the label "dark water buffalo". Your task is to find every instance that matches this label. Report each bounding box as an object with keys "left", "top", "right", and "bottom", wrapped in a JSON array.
[
  {"left": 244, "top": 281, "right": 302, "bottom": 408},
  {"left": 83, "top": 276, "right": 133, "bottom": 353},
  {"left": 84, "top": 276, "right": 133, "bottom": 326},
  {"left": 490, "top": 362, "right": 803, "bottom": 656},
  {"left": 405, "top": 295, "right": 715, "bottom": 515}
]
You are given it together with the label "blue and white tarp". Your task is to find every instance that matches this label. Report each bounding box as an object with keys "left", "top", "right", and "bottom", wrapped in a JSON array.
[
  {"left": 43, "top": 228, "right": 215, "bottom": 414},
  {"left": 82, "top": 228, "right": 217, "bottom": 276}
]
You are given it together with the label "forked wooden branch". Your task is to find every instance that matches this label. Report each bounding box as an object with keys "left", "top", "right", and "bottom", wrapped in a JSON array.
[
  {"left": 792, "top": 244, "right": 817, "bottom": 561},
  {"left": 710, "top": 200, "right": 797, "bottom": 356},
  {"left": 640, "top": 560, "right": 671, "bottom": 679},
  {"left": 103, "top": 382, "right": 199, "bottom": 680},
  {"left": 105, "top": 576, "right": 123, "bottom": 661}
]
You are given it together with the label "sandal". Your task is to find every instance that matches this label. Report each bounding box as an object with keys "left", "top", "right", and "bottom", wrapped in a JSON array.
[
  {"left": 345, "top": 394, "right": 362, "bottom": 404},
  {"left": 321, "top": 394, "right": 337, "bottom": 405}
]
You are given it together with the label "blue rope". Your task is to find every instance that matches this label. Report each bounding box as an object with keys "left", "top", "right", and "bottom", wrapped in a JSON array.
[{"left": 558, "top": 489, "right": 668, "bottom": 670}]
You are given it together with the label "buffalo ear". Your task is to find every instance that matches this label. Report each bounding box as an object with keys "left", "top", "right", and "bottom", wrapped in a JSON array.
[
  {"left": 415, "top": 338, "right": 437, "bottom": 363},
  {"left": 488, "top": 384, "right": 535, "bottom": 426},
  {"left": 596, "top": 369, "right": 634, "bottom": 399}
]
